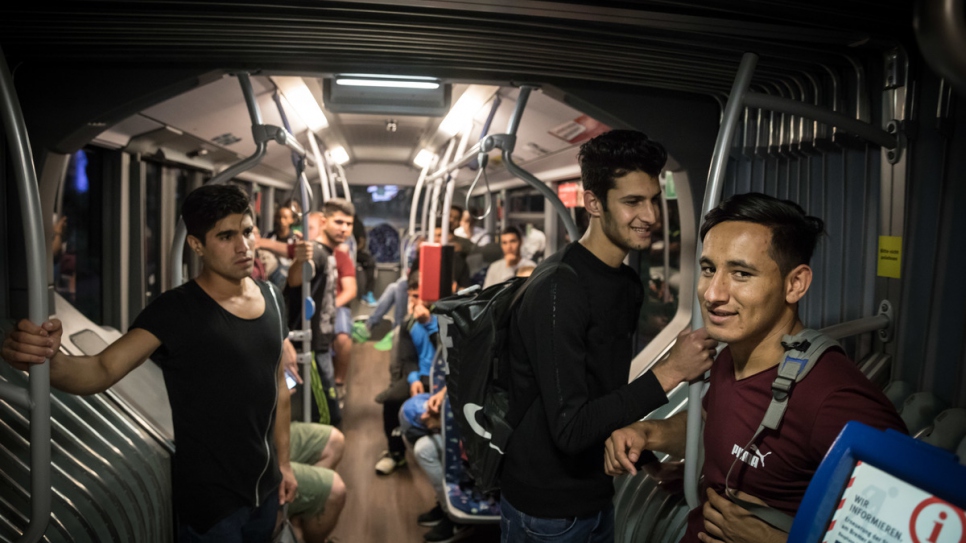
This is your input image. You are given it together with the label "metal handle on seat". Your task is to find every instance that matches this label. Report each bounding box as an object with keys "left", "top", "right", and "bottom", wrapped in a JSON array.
[{"left": 0, "top": 44, "right": 53, "bottom": 543}]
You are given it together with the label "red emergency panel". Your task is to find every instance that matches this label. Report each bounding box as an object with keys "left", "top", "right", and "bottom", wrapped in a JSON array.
[{"left": 418, "top": 243, "right": 454, "bottom": 302}]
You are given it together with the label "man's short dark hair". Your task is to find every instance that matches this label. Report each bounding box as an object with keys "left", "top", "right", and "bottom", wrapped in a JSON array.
[
  {"left": 322, "top": 198, "right": 355, "bottom": 217},
  {"left": 451, "top": 204, "right": 464, "bottom": 216},
  {"left": 500, "top": 226, "right": 522, "bottom": 241},
  {"left": 577, "top": 129, "right": 667, "bottom": 210},
  {"left": 182, "top": 184, "right": 253, "bottom": 244},
  {"left": 700, "top": 192, "right": 825, "bottom": 277}
]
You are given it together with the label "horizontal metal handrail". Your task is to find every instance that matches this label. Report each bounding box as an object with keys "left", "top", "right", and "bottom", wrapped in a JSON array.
[
  {"left": 424, "top": 141, "right": 482, "bottom": 184},
  {"left": 743, "top": 92, "right": 897, "bottom": 149}
]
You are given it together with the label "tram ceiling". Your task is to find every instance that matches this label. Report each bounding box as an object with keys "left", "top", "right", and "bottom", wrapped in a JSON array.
[
  {"left": 0, "top": 1, "right": 911, "bottom": 96},
  {"left": 0, "top": 1, "right": 914, "bottom": 184}
]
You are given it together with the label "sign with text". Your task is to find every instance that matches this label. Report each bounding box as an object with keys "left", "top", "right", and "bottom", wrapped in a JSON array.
[
  {"left": 549, "top": 115, "right": 611, "bottom": 145},
  {"left": 823, "top": 461, "right": 965, "bottom": 543},
  {"left": 877, "top": 236, "right": 902, "bottom": 279},
  {"left": 557, "top": 181, "right": 583, "bottom": 208}
]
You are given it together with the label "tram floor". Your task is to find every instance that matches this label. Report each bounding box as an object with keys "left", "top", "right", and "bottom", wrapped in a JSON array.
[{"left": 329, "top": 341, "right": 500, "bottom": 543}]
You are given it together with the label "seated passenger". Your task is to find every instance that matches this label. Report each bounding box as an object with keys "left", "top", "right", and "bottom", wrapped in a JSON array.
[
  {"left": 373, "top": 273, "right": 438, "bottom": 475},
  {"left": 402, "top": 387, "right": 478, "bottom": 542},
  {"left": 482, "top": 226, "right": 536, "bottom": 288},
  {"left": 288, "top": 421, "right": 348, "bottom": 543},
  {"left": 355, "top": 229, "right": 465, "bottom": 343},
  {"left": 605, "top": 193, "right": 907, "bottom": 543},
  {"left": 454, "top": 208, "right": 491, "bottom": 246}
]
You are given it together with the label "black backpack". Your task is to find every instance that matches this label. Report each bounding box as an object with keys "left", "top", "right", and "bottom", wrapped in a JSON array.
[{"left": 433, "top": 261, "right": 569, "bottom": 493}]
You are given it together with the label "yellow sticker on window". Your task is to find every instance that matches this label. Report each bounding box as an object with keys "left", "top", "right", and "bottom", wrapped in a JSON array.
[{"left": 877, "top": 236, "right": 902, "bottom": 279}]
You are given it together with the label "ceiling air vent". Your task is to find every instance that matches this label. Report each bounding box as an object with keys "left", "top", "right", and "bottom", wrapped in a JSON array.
[
  {"left": 212, "top": 133, "right": 241, "bottom": 146},
  {"left": 324, "top": 75, "right": 450, "bottom": 116}
]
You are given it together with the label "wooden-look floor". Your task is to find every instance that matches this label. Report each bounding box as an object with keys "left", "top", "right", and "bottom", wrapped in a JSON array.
[{"left": 328, "top": 340, "right": 500, "bottom": 543}]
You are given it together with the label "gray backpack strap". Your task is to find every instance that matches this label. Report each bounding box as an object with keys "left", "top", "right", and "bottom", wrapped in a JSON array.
[
  {"left": 761, "top": 329, "right": 841, "bottom": 431},
  {"left": 724, "top": 328, "right": 840, "bottom": 533}
]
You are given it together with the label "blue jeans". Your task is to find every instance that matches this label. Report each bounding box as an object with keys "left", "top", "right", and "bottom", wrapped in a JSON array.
[
  {"left": 178, "top": 492, "right": 279, "bottom": 543},
  {"left": 500, "top": 495, "right": 614, "bottom": 543},
  {"left": 367, "top": 277, "right": 408, "bottom": 329}
]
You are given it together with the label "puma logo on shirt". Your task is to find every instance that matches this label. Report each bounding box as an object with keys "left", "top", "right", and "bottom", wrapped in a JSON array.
[{"left": 731, "top": 443, "right": 772, "bottom": 468}]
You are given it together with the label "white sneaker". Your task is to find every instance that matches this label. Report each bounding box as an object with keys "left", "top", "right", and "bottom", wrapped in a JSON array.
[{"left": 374, "top": 451, "right": 405, "bottom": 475}]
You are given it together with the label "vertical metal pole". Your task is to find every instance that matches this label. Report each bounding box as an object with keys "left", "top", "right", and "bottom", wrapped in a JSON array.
[
  {"left": 428, "top": 139, "right": 457, "bottom": 243},
  {"left": 296, "top": 172, "right": 313, "bottom": 423},
  {"left": 442, "top": 124, "right": 473, "bottom": 245},
  {"left": 408, "top": 163, "right": 432, "bottom": 237},
  {"left": 685, "top": 52, "right": 759, "bottom": 510},
  {"left": 0, "top": 45, "right": 52, "bottom": 543},
  {"left": 307, "top": 132, "right": 331, "bottom": 202}
]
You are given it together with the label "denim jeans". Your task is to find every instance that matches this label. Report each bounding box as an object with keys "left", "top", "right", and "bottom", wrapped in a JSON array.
[
  {"left": 367, "top": 277, "right": 408, "bottom": 329},
  {"left": 500, "top": 495, "right": 614, "bottom": 543},
  {"left": 177, "top": 492, "right": 279, "bottom": 543}
]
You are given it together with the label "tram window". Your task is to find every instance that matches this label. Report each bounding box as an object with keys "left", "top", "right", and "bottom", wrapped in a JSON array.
[
  {"left": 348, "top": 184, "right": 415, "bottom": 229},
  {"left": 506, "top": 186, "right": 544, "bottom": 214},
  {"left": 143, "top": 162, "right": 163, "bottom": 303},
  {"left": 631, "top": 199, "right": 681, "bottom": 352},
  {"left": 55, "top": 149, "right": 104, "bottom": 322}
]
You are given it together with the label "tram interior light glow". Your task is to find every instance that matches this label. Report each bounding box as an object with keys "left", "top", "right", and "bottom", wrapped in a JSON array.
[
  {"left": 273, "top": 77, "right": 329, "bottom": 132},
  {"left": 367, "top": 185, "right": 400, "bottom": 202},
  {"left": 337, "top": 78, "right": 440, "bottom": 90},
  {"left": 329, "top": 146, "right": 351, "bottom": 165},
  {"left": 413, "top": 149, "right": 437, "bottom": 169},
  {"left": 438, "top": 85, "right": 499, "bottom": 138}
]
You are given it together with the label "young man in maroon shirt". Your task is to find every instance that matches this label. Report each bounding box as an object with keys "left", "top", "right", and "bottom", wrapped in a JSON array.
[{"left": 605, "top": 192, "right": 906, "bottom": 543}]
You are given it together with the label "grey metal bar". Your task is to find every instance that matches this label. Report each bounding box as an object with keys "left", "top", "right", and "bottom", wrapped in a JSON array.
[
  {"left": 0, "top": 44, "right": 52, "bottom": 543},
  {"left": 915, "top": 0, "right": 966, "bottom": 96},
  {"left": 743, "top": 93, "right": 897, "bottom": 149},
  {"left": 334, "top": 162, "right": 352, "bottom": 203},
  {"left": 252, "top": 124, "right": 311, "bottom": 163},
  {"left": 307, "top": 132, "right": 331, "bottom": 202},
  {"left": 424, "top": 141, "right": 482, "bottom": 184},
  {"left": 295, "top": 172, "right": 313, "bottom": 423},
  {"left": 169, "top": 73, "right": 268, "bottom": 287},
  {"left": 820, "top": 313, "right": 891, "bottom": 342},
  {"left": 489, "top": 86, "right": 581, "bottom": 242},
  {"left": 685, "top": 52, "right": 759, "bottom": 510},
  {"left": 441, "top": 127, "right": 474, "bottom": 245},
  {"left": 408, "top": 163, "right": 432, "bottom": 237}
]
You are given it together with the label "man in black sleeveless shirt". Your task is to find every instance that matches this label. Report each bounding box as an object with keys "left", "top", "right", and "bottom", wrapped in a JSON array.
[
  {"left": 500, "top": 130, "right": 718, "bottom": 542},
  {"left": 3, "top": 184, "right": 298, "bottom": 541}
]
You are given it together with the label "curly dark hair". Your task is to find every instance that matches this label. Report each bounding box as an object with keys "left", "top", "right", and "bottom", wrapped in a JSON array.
[
  {"left": 182, "top": 184, "right": 253, "bottom": 244},
  {"left": 577, "top": 129, "right": 667, "bottom": 210}
]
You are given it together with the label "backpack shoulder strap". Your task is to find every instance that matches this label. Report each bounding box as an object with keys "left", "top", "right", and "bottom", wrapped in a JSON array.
[
  {"left": 725, "top": 328, "right": 841, "bottom": 532},
  {"left": 760, "top": 329, "right": 841, "bottom": 431}
]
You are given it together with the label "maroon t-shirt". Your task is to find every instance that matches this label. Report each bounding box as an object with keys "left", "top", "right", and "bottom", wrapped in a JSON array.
[{"left": 682, "top": 347, "right": 907, "bottom": 542}]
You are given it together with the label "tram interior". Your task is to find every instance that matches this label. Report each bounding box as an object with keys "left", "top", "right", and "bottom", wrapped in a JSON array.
[{"left": 1, "top": 1, "right": 966, "bottom": 542}]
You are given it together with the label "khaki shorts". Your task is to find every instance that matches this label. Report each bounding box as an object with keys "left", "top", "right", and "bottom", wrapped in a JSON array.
[{"left": 289, "top": 422, "right": 336, "bottom": 517}]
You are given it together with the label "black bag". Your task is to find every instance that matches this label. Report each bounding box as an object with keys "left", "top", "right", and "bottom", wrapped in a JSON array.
[{"left": 432, "top": 261, "right": 571, "bottom": 493}]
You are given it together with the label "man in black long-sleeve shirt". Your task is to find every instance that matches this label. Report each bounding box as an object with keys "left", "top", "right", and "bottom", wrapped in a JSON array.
[{"left": 500, "top": 130, "right": 718, "bottom": 542}]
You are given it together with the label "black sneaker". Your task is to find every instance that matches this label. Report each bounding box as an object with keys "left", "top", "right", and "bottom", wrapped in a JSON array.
[
  {"left": 417, "top": 503, "right": 445, "bottom": 527},
  {"left": 424, "top": 517, "right": 476, "bottom": 543}
]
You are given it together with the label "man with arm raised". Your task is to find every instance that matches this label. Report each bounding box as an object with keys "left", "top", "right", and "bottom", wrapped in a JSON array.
[{"left": 3, "top": 184, "right": 299, "bottom": 542}]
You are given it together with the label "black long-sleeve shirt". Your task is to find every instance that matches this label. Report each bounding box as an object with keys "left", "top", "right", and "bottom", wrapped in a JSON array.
[{"left": 502, "top": 241, "right": 669, "bottom": 518}]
